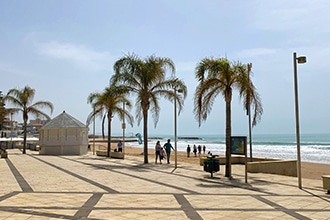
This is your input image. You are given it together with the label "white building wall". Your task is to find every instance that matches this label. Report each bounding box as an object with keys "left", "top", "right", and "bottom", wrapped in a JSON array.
[{"left": 39, "top": 127, "right": 88, "bottom": 155}]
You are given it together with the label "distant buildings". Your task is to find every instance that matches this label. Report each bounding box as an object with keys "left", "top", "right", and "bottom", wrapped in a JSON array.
[
  {"left": 27, "top": 119, "right": 49, "bottom": 136},
  {"left": 1, "top": 117, "right": 49, "bottom": 138}
]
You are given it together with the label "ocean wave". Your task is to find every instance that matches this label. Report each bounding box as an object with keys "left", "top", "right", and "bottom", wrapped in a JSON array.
[{"left": 309, "top": 146, "right": 330, "bottom": 150}]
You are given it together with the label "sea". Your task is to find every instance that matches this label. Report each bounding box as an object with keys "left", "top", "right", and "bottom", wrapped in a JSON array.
[{"left": 124, "top": 133, "right": 330, "bottom": 164}]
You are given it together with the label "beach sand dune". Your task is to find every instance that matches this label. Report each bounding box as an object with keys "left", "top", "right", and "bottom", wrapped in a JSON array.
[{"left": 89, "top": 141, "right": 330, "bottom": 180}]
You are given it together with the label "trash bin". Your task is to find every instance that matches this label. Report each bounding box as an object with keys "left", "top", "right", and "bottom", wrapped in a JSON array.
[
  {"left": 27, "top": 143, "right": 37, "bottom": 151},
  {"left": 203, "top": 155, "right": 220, "bottom": 177}
]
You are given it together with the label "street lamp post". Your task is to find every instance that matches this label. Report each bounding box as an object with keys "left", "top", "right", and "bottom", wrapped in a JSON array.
[
  {"left": 293, "top": 52, "right": 307, "bottom": 189},
  {"left": 122, "top": 102, "right": 126, "bottom": 157},
  {"left": 247, "top": 63, "right": 253, "bottom": 162},
  {"left": 174, "top": 89, "right": 178, "bottom": 169},
  {"left": 174, "top": 88, "right": 183, "bottom": 169},
  {"left": 10, "top": 112, "right": 13, "bottom": 149},
  {"left": 93, "top": 107, "right": 95, "bottom": 155}
]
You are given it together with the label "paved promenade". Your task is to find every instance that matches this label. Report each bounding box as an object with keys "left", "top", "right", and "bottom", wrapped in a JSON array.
[{"left": 0, "top": 149, "right": 329, "bottom": 219}]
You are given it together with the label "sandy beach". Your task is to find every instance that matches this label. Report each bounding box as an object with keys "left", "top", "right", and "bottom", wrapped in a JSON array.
[{"left": 90, "top": 140, "right": 330, "bottom": 180}]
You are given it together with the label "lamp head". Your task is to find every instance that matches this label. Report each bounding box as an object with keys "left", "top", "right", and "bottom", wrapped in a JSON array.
[{"left": 297, "top": 56, "right": 307, "bottom": 64}]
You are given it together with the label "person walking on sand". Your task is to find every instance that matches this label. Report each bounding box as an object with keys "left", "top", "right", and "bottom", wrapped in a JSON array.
[
  {"left": 193, "top": 145, "right": 197, "bottom": 157},
  {"left": 117, "top": 141, "right": 123, "bottom": 152},
  {"left": 160, "top": 147, "right": 166, "bottom": 164},
  {"left": 155, "top": 141, "right": 162, "bottom": 164},
  {"left": 163, "top": 139, "right": 175, "bottom": 164},
  {"left": 203, "top": 145, "right": 206, "bottom": 154},
  {"left": 187, "top": 145, "right": 191, "bottom": 157}
]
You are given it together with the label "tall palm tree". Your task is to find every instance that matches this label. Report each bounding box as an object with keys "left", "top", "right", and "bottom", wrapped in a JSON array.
[
  {"left": 86, "top": 85, "right": 134, "bottom": 157},
  {"left": 194, "top": 57, "right": 262, "bottom": 177},
  {"left": 238, "top": 63, "right": 263, "bottom": 161},
  {"left": 237, "top": 63, "right": 263, "bottom": 127},
  {"left": 112, "top": 54, "right": 187, "bottom": 164},
  {"left": 4, "top": 86, "right": 53, "bottom": 154}
]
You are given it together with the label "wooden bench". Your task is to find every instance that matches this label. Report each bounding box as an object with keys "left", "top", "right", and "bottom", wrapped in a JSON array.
[
  {"left": 96, "top": 150, "right": 107, "bottom": 157},
  {"left": 96, "top": 150, "right": 124, "bottom": 159},
  {"left": 322, "top": 175, "right": 330, "bottom": 194}
]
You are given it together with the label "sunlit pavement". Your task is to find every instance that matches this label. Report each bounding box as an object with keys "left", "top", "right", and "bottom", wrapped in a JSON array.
[{"left": 0, "top": 149, "right": 329, "bottom": 220}]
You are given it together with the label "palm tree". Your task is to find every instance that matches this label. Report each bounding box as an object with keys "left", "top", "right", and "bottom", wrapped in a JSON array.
[
  {"left": 112, "top": 54, "right": 187, "bottom": 164},
  {"left": 194, "top": 57, "right": 262, "bottom": 178},
  {"left": 236, "top": 63, "right": 263, "bottom": 127},
  {"left": 4, "top": 86, "right": 53, "bottom": 154},
  {"left": 86, "top": 85, "right": 134, "bottom": 157},
  {"left": 238, "top": 63, "right": 263, "bottom": 161}
]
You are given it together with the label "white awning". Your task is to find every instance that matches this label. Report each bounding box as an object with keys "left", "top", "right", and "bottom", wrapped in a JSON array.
[
  {"left": 0, "top": 137, "right": 10, "bottom": 141},
  {"left": 11, "top": 137, "right": 24, "bottom": 141},
  {"left": 27, "top": 137, "right": 39, "bottom": 142},
  {"left": 0, "top": 137, "right": 24, "bottom": 142},
  {"left": 0, "top": 137, "right": 38, "bottom": 142}
]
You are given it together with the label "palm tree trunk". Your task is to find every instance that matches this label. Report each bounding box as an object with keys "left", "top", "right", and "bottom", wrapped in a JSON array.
[
  {"left": 143, "top": 109, "right": 148, "bottom": 164},
  {"left": 225, "top": 92, "right": 232, "bottom": 178},
  {"left": 102, "top": 116, "right": 105, "bottom": 139},
  {"left": 107, "top": 116, "right": 111, "bottom": 157},
  {"left": 23, "top": 119, "right": 27, "bottom": 154}
]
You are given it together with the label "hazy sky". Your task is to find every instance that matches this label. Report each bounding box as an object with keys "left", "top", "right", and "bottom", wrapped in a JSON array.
[{"left": 1, "top": 0, "right": 329, "bottom": 136}]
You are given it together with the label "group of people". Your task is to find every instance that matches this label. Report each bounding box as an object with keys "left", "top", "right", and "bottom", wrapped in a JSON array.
[
  {"left": 120, "top": 139, "right": 206, "bottom": 162},
  {"left": 186, "top": 144, "right": 206, "bottom": 157},
  {"left": 155, "top": 139, "right": 175, "bottom": 164}
]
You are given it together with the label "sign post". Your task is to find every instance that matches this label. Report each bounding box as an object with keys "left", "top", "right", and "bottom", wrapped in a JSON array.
[{"left": 230, "top": 136, "right": 247, "bottom": 183}]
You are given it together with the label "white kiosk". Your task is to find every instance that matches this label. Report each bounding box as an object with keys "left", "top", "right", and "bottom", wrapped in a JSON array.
[{"left": 39, "top": 111, "right": 88, "bottom": 155}]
